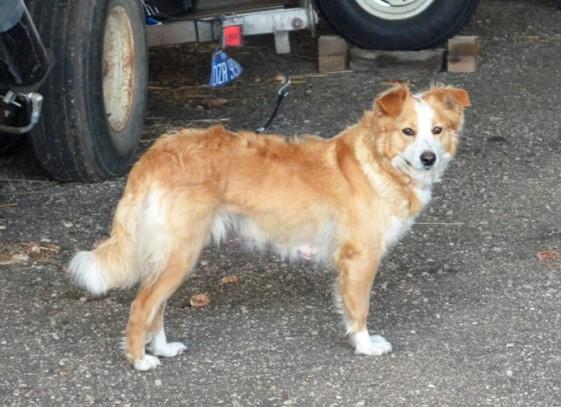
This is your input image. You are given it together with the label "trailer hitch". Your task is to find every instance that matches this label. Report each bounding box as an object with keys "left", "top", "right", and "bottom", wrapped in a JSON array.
[{"left": 0, "top": 91, "right": 43, "bottom": 134}]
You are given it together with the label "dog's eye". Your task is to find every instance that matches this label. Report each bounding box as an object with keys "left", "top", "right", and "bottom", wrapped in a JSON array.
[
  {"left": 432, "top": 126, "right": 443, "bottom": 135},
  {"left": 402, "top": 128, "right": 415, "bottom": 137}
]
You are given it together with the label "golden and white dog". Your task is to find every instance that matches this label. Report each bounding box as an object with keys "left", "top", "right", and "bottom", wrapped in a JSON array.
[{"left": 68, "top": 83, "right": 470, "bottom": 370}]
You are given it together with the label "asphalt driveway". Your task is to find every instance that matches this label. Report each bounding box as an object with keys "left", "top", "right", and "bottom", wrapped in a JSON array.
[{"left": 1, "top": 0, "right": 560, "bottom": 405}]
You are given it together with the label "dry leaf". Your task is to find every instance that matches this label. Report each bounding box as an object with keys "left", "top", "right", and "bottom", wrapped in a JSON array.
[
  {"left": 221, "top": 275, "right": 240, "bottom": 285},
  {"left": 12, "top": 253, "right": 29, "bottom": 263},
  {"left": 190, "top": 293, "right": 210, "bottom": 309},
  {"left": 203, "top": 98, "right": 228, "bottom": 108},
  {"left": 39, "top": 243, "right": 60, "bottom": 253},
  {"left": 537, "top": 250, "right": 560, "bottom": 262}
]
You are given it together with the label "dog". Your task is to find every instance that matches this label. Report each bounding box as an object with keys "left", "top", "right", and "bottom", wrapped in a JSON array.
[{"left": 68, "top": 83, "right": 470, "bottom": 370}]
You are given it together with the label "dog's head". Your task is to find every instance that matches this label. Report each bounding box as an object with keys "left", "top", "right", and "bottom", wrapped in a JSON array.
[{"left": 372, "top": 83, "right": 470, "bottom": 184}]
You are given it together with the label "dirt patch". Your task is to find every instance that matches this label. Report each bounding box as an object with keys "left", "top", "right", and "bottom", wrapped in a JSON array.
[{"left": 0, "top": 241, "right": 61, "bottom": 265}]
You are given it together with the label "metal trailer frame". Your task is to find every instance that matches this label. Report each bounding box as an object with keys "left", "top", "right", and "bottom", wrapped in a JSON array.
[{"left": 147, "top": 1, "right": 318, "bottom": 54}]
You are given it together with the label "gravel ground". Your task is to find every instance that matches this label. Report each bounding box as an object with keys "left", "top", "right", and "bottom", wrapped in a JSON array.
[{"left": 1, "top": 0, "right": 561, "bottom": 405}]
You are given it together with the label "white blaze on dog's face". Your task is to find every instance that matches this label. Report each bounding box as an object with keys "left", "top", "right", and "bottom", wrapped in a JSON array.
[{"left": 374, "top": 84, "right": 471, "bottom": 184}]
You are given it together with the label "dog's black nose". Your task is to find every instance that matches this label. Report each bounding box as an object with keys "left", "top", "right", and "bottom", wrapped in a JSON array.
[{"left": 420, "top": 151, "right": 436, "bottom": 167}]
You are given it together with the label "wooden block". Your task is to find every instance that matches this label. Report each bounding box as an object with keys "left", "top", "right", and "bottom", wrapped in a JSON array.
[
  {"left": 447, "top": 55, "right": 478, "bottom": 73},
  {"left": 448, "top": 36, "right": 480, "bottom": 57},
  {"left": 318, "top": 35, "right": 348, "bottom": 57},
  {"left": 318, "top": 55, "right": 348, "bottom": 73},
  {"left": 350, "top": 48, "right": 445, "bottom": 73}
]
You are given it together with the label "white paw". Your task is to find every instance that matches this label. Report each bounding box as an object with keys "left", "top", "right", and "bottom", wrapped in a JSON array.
[
  {"left": 353, "top": 331, "right": 392, "bottom": 356},
  {"left": 133, "top": 354, "right": 161, "bottom": 371},
  {"left": 152, "top": 341, "right": 187, "bottom": 358}
]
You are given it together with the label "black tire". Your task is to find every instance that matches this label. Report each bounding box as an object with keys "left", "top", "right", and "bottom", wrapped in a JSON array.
[
  {"left": 0, "top": 134, "right": 25, "bottom": 156},
  {"left": 316, "top": 0, "right": 479, "bottom": 51},
  {"left": 26, "top": 0, "right": 148, "bottom": 182}
]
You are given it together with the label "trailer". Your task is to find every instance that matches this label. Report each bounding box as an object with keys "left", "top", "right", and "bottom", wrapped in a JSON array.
[{"left": 0, "top": 0, "right": 479, "bottom": 181}]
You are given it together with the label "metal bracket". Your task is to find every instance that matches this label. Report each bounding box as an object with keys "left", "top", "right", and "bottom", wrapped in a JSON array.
[
  {"left": 274, "top": 30, "right": 290, "bottom": 54},
  {"left": 0, "top": 91, "right": 43, "bottom": 134}
]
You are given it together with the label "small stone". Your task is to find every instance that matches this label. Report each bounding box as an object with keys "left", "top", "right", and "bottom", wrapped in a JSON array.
[
  {"left": 63, "top": 221, "right": 73, "bottom": 228},
  {"left": 155, "top": 379, "right": 162, "bottom": 386}
]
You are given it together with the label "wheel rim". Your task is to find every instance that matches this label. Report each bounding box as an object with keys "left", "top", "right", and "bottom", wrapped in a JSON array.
[
  {"left": 355, "top": 0, "right": 434, "bottom": 20},
  {"left": 103, "top": 5, "right": 135, "bottom": 133}
]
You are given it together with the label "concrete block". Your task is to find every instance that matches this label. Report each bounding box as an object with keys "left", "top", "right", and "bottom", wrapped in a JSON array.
[
  {"left": 447, "top": 55, "right": 478, "bottom": 73},
  {"left": 448, "top": 35, "right": 480, "bottom": 57},
  {"left": 318, "top": 35, "right": 348, "bottom": 57},
  {"left": 318, "top": 55, "right": 348, "bottom": 73},
  {"left": 350, "top": 48, "right": 445, "bottom": 73}
]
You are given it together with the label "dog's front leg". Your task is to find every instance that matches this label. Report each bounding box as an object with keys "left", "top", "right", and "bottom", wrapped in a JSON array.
[{"left": 335, "top": 242, "right": 392, "bottom": 356}]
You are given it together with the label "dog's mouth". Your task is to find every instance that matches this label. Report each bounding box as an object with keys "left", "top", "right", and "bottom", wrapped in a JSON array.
[
  {"left": 405, "top": 158, "right": 434, "bottom": 171},
  {"left": 395, "top": 156, "right": 435, "bottom": 173}
]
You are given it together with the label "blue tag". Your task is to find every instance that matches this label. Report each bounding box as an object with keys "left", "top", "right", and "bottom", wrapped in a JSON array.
[
  {"left": 145, "top": 16, "right": 162, "bottom": 26},
  {"left": 209, "top": 50, "right": 243, "bottom": 88}
]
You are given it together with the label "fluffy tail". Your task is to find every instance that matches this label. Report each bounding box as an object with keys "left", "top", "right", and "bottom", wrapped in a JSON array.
[{"left": 68, "top": 198, "right": 139, "bottom": 296}]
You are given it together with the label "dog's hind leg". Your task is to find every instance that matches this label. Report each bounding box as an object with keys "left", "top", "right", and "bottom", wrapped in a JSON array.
[
  {"left": 335, "top": 242, "right": 392, "bottom": 356},
  {"left": 146, "top": 301, "right": 187, "bottom": 358},
  {"left": 126, "top": 236, "right": 207, "bottom": 371}
]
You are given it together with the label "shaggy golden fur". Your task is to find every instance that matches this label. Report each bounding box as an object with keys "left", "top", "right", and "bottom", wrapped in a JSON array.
[{"left": 68, "top": 83, "right": 470, "bottom": 370}]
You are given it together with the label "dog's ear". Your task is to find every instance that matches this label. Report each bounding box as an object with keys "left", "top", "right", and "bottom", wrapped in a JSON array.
[
  {"left": 375, "top": 85, "right": 410, "bottom": 117},
  {"left": 426, "top": 87, "right": 471, "bottom": 109}
]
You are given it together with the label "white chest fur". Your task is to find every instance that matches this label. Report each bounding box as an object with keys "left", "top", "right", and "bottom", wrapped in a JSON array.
[
  {"left": 415, "top": 186, "right": 432, "bottom": 207},
  {"left": 384, "top": 186, "right": 432, "bottom": 250},
  {"left": 385, "top": 216, "right": 414, "bottom": 249}
]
